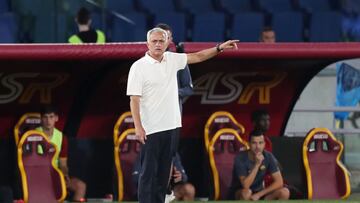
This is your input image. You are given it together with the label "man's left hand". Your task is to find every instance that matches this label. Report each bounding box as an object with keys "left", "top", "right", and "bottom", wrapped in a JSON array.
[
  {"left": 219, "top": 40, "right": 239, "bottom": 51},
  {"left": 250, "top": 192, "right": 262, "bottom": 201},
  {"left": 172, "top": 166, "right": 182, "bottom": 183}
]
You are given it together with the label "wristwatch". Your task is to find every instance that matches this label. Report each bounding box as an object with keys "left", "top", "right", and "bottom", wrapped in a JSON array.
[{"left": 216, "top": 43, "right": 224, "bottom": 53}]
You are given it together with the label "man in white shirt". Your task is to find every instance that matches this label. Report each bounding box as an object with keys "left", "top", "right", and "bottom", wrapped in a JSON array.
[{"left": 127, "top": 27, "right": 238, "bottom": 203}]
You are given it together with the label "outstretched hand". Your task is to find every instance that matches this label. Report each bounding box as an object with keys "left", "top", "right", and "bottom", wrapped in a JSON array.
[{"left": 219, "top": 40, "right": 239, "bottom": 51}]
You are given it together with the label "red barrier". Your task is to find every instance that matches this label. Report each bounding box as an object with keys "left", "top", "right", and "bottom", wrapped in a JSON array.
[{"left": 0, "top": 43, "right": 359, "bottom": 139}]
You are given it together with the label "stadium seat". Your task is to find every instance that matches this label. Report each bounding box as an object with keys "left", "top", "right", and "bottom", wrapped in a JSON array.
[
  {"left": 106, "top": 0, "right": 136, "bottom": 13},
  {"left": 342, "top": 0, "right": 360, "bottom": 15},
  {"left": 111, "top": 13, "right": 147, "bottom": 42},
  {"left": 0, "top": 12, "right": 19, "bottom": 39},
  {"left": 61, "top": 0, "right": 92, "bottom": 16},
  {"left": 0, "top": 0, "right": 9, "bottom": 13},
  {"left": 219, "top": 0, "right": 253, "bottom": 14},
  {"left": 192, "top": 12, "right": 225, "bottom": 42},
  {"left": 17, "top": 130, "right": 67, "bottom": 203},
  {"left": 302, "top": 128, "right": 351, "bottom": 199},
  {"left": 153, "top": 12, "right": 187, "bottom": 42},
  {"left": 257, "top": 0, "right": 294, "bottom": 14},
  {"left": 272, "top": 12, "right": 304, "bottom": 42},
  {"left": 207, "top": 128, "right": 249, "bottom": 200},
  {"left": 309, "top": 12, "right": 343, "bottom": 42},
  {"left": 204, "top": 111, "right": 245, "bottom": 152},
  {"left": 114, "top": 128, "right": 139, "bottom": 201},
  {"left": 298, "top": 0, "right": 332, "bottom": 13},
  {"left": 14, "top": 113, "right": 41, "bottom": 146},
  {"left": 178, "top": 0, "right": 215, "bottom": 14},
  {"left": 12, "top": 0, "right": 42, "bottom": 15},
  {"left": 113, "top": 111, "right": 134, "bottom": 145},
  {"left": 91, "top": 12, "right": 106, "bottom": 33},
  {"left": 33, "top": 13, "right": 67, "bottom": 43},
  {"left": 231, "top": 12, "right": 264, "bottom": 42},
  {"left": 138, "top": 0, "right": 176, "bottom": 14},
  {"left": 0, "top": 23, "right": 15, "bottom": 43}
]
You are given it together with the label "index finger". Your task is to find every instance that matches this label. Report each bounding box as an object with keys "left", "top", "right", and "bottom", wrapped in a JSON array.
[{"left": 233, "top": 42, "right": 238, "bottom": 49}]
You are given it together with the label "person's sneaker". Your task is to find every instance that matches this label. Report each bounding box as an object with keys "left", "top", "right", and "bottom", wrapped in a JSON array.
[{"left": 164, "top": 190, "right": 176, "bottom": 203}]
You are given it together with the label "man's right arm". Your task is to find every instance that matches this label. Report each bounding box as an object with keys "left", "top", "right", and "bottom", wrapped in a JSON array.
[
  {"left": 239, "top": 163, "right": 261, "bottom": 189},
  {"left": 130, "top": 96, "right": 146, "bottom": 144}
]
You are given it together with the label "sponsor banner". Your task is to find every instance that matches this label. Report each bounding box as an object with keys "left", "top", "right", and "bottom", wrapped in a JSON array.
[{"left": 0, "top": 43, "right": 358, "bottom": 139}]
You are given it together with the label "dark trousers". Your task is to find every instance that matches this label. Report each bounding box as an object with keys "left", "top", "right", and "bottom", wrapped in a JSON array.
[{"left": 138, "top": 128, "right": 178, "bottom": 203}]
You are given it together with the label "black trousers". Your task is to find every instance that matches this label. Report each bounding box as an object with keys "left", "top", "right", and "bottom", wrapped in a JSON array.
[{"left": 138, "top": 128, "right": 179, "bottom": 203}]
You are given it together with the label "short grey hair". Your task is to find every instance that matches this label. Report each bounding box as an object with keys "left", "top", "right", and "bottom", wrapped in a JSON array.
[{"left": 146, "top": 27, "right": 168, "bottom": 42}]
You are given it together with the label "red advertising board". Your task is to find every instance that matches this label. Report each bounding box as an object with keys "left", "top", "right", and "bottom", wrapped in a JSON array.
[{"left": 0, "top": 43, "right": 359, "bottom": 139}]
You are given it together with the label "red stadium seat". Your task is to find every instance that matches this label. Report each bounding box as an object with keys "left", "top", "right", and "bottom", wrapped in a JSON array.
[
  {"left": 204, "top": 111, "right": 245, "bottom": 152},
  {"left": 114, "top": 128, "right": 139, "bottom": 201},
  {"left": 302, "top": 128, "right": 351, "bottom": 199},
  {"left": 17, "top": 130, "right": 66, "bottom": 203},
  {"left": 208, "top": 128, "right": 249, "bottom": 200},
  {"left": 14, "top": 113, "right": 41, "bottom": 145},
  {"left": 113, "top": 111, "right": 134, "bottom": 145},
  {"left": 113, "top": 111, "right": 139, "bottom": 201}
]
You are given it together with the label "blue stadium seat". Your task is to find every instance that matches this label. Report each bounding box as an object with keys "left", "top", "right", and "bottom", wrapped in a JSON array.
[
  {"left": 298, "top": 0, "right": 332, "bottom": 13},
  {"left": 13, "top": 0, "right": 43, "bottom": 15},
  {"left": 61, "top": 0, "right": 94, "bottom": 16},
  {"left": 179, "top": 0, "right": 215, "bottom": 14},
  {"left": 111, "top": 13, "right": 147, "bottom": 42},
  {"left": 192, "top": 12, "right": 225, "bottom": 42},
  {"left": 138, "top": 0, "right": 176, "bottom": 14},
  {"left": 342, "top": 0, "right": 360, "bottom": 14},
  {"left": 0, "top": 13, "right": 18, "bottom": 39},
  {"left": 106, "top": 0, "right": 136, "bottom": 13},
  {"left": 0, "top": 0, "right": 9, "bottom": 13},
  {"left": 0, "top": 22, "right": 15, "bottom": 43},
  {"left": 91, "top": 12, "right": 106, "bottom": 32},
  {"left": 257, "top": 0, "right": 293, "bottom": 13},
  {"left": 231, "top": 12, "right": 264, "bottom": 42},
  {"left": 33, "top": 13, "right": 67, "bottom": 43},
  {"left": 154, "top": 12, "right": 187, "bottom": 42},
  {"left": 272, "top": 12, "right": 304, "bottom": 42},
  {"left": 309, "top": 12, "right": 343, "bottom": 42},
  {"left": 219, "top": 0, "right": 253, "bottom": 14}
]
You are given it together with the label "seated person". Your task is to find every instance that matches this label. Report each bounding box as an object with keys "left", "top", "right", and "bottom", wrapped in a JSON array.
[
  {"left": 249, "top": 109, "right": 272, "bottom": 152},
  {"left": 228, "top": 130, "right": 289, "bottom": 200},
  {"left": 133, "top": 153, "right": 195, "bottom": 201},
  {"left": 36, "top": 106, "right": 86, "bottom": 202}
]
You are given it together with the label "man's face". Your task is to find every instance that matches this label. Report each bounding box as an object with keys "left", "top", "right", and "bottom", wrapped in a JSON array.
[
  {"left": 250, "top": 135, "right": 265, "bottom": 155},
  {"left": 41, "top": 113, "right": 58, "bottom": 130},
  {"left": 166, "top": 30, "right": 173, "bottom": 43},
  {"left": 255, "top": 114, "right": 270, "bottom": 133},
  {"left": 147, "top": 31, "right": 168, "bottom": 58},
  {"left": 261, "top": 31, "right": 276, "bottom": 43}
]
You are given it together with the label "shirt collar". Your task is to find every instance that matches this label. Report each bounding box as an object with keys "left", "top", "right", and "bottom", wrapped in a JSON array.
[{"left": 144, "top": 51, "right": 168, "bottom": 64}]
